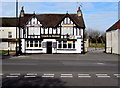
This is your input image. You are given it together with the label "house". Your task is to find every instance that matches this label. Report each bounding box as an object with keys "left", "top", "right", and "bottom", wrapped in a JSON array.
[
  {"left": 0, "top": 18, "right": 19, "bottom": 51},
  {"left": 0, "top": 6, "right": 86, "bottom": 54},
  {"left": 106, "top": 20, "right": 120, "bottom": 54}
]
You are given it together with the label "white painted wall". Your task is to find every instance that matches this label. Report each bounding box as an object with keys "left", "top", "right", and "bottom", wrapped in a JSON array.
[
  {"left": 106, "top": 29, "right": 120, "bottom": 54},
  {"left": 0, "top": 27, "right": 19, "bottom": 50}
]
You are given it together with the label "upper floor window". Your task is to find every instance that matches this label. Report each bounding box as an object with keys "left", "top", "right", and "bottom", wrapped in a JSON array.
[{"left": 8, "top": 32, "right": 12, "bottom": 38}]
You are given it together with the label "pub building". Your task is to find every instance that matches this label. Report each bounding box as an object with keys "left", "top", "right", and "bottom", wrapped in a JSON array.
[{"left": 19, "top": 7, "right": 85, "bottom": 54}]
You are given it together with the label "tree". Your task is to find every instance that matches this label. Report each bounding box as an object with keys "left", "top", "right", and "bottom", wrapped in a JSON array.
[{"left": 86, "top": 28, "right": 102, "bottom": 48}]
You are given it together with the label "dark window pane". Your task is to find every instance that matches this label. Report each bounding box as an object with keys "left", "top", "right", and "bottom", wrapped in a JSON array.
[
  {"left": 35, "top": 41, "right": 38, "bottom": 47},
  {"left": 68, "top": 43, "right": 72, "bottom": 48},
  {"left": 27, "top": 41, "right": 29, "bottom": 47},
  {"left": 39, "top": 41, "right": 41, "bottom": 47},
  {"left": 73, "top": 41, "right": 75, "bottom": 48},
  {"left": 58, "top": 44, "right": 62, "bottom": 48},
  {"left": 63, "top": 44, "right": 67, "bottom": 48},
  {"left": 30, "top": 41, "right": 33, "bottom": 47}
]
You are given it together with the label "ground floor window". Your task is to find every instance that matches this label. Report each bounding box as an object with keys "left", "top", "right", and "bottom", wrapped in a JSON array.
[
  {"left": 73, "top": 41, "right": 75, "bottom": 48},
  {"left": 35, "top": 41, "right": 38, "bottom": 47},
  {"left": 68, "top": 43, "right": 72, "bottom": 48},
  {"left": 26, "top": 40, "right": 42, "bottom": 48},
  {"left": 57, "top": 41, "right": 76, "bottom": 49},
  {"left": 63, "top": 41, "right": 67, "bottom": 48},
  {"left": 58, "top": 41, "right": 62, "bottom": 48},
  {"left": 39, "top": 41, "right": 41, "bottom": 47},
  {"left": 30, "top": 41, "right": 33, "bottom": 47}
]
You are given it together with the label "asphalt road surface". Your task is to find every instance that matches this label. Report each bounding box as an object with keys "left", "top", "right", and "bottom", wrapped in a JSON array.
[{"left": 1, "top": 48, "right": 120, "bottom": 88}]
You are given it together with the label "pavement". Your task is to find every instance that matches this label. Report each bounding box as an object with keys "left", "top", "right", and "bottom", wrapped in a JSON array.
[{"left": 1, "top": 48, "right": 120, "bottom": 88}]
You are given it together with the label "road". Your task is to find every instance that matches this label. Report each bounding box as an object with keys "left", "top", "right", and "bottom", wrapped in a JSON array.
[{"left": 1, "top": 48, "right": 120, "bottom": 87}]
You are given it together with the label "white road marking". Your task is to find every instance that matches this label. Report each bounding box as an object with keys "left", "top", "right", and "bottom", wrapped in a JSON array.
[
  {"left": 114, "top": 74, "right": 120, "bottom": 76},
  {"left": 0, "top": 73, "right": 3, "bottom": 76},
  {"left": 60, "top": 76, "right": 73, "bottom": 78},
  {"left": 97, "top": 63, "right": 104, "bottom": 65},
  {"left": 27, "top": 73, "right": 37, "bottom": 75},
  {"left": 78, "top": 74, "right": 90, "bottom": 76},
  {"left": 96, "top": 74, "right": 108, "bottom": 76},
  {"left": 10, "top": 73, "right": 21, "bottom": 75},
  {"left": 97, "top": 76, "right": 110, "bottom": 78},
  {"left": 24, "top": 76, "right": 36, "bottom": 78},
  {"left": 42, "top": 76, "right": 54, "bottom": 78},
  {"left": 78, "top": 76, "right": 91, "bottom": 78},
  {"left": 61, "top": 74, "right": 72, "bottom": 76},
  {"left": 6, "top": 76, "right": 18, "bottom": 78},
  {"left": 43, "top": 74, "right": 54, "bottom": 76}
]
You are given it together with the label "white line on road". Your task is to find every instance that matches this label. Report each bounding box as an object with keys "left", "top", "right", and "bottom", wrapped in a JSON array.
[
  {"left": 96, "top": 74, "right": 108, "bottom": 76},
  {"left": 78, "top": 76, "right": 91, "bottom": 78},
  {"left": 0, "top": 73, "right": 3, "bottom": 76},
  {"left": 24, "top": 76, "right": 36, "bottom": 78},
  {"left": 97, "top": 76, "right": 110, "bottom": 78},
  {"left": 78, "top": 74, "right": 90, "bottom": 76},
  {"left": 6, "top": 76, "right": 19, "bottom": 78},
  {"left": 10, "top": 73, "right": 21, "bottom": 75},
  {"left": 114, "top": 74, "right": 120, "bottom": 76},
  {"left": 27, "top": 73, "right": 37, "bottom": 75},
  {"left": 42, "top": 76, "right": 54, "bottom": 78},
  {"left": 60, "top": 76, "right": 73, "bottom": 78},
  {"left": 43, "top": 74, "right": 54, "bottom": 76},
  {"left": 61, "top": 74, "right": 72, "bottom": 76}
]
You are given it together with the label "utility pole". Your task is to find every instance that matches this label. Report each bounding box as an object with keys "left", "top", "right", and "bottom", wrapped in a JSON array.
[{"left": 16, "top": 0, "right": 18, "bottom": 55}]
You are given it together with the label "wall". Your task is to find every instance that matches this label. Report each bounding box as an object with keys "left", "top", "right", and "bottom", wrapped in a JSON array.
[
  {"left": 106, "top": 29, "right": 119, "bottom": 54},
  {"left": 0, "top": 27, "right": 19, "bottom": 50}
]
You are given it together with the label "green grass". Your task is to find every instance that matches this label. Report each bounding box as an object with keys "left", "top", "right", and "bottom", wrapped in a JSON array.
[
  {"left": 0, "top": 51, "right": 8, "bottom": 54},
  {"left": 89, "top": 43, "right": 105, "bottom": 48}
]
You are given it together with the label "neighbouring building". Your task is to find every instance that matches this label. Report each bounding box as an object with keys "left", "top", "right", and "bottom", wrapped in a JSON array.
[
  {"left": 106, "top": 20, "right": 120, "bottom": 54},
  {"left": 0, "top": 7, "right": 86, "bottom": 54},
  {"left": 0, "top": 18, "right": 19, "bottom": 51}
]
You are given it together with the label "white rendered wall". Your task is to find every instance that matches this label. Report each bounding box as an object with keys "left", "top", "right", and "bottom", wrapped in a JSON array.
[{"left": 106, "top": 30, "right": 119, "bottom": 54}]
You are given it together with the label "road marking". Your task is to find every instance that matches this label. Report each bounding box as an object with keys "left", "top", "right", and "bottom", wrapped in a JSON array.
[
  {"left": 97, "top": 63, "right": 104, "bottom": 65},
  {"left": 60, "top": 76, "right": 73, "bottom": 78},
  {"left": 96, "top": 74, "right": 108, "bottom": 76},
  {"left": 24, "top": 76, "right": 36, "bottom": 78},
  {"left": 42, "top": 76, "right": 54, "bottom": 78},
  {"left": 10, "top": 73, "right": 21, "bottom": 75},
  {"left": 78, "top": 76, "right": 91, "bottom": 78},
  {"left": 114, "top": 74, "right": 120, "bottom": 76},
  {"left": 97, "top": 76, "right": 110, "bottom": 78},
  {"left": 78, "top": 74, "right": 90, "bottom": 76},
  {"left": 6, "top": 76, "right": 18, "bottom": 78},
  {"left": 27, "top": 73, "right": 37, "bottom": 75},
  {"left": 61, "top": 74, "right": 72, "bottom": 76},
  {"left": 0, "top": 73, "right": 3, "bottom": 76},
  {"left": 114, "top": 74, "right": 120, "bottom": 78},
  {"left": 44, "top": 74, "right": 54, "bottom": 76}
]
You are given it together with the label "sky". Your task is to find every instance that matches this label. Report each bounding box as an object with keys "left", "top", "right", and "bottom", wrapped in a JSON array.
[{"left": 0, "top": 2, "right": 119, "bottom": 32}]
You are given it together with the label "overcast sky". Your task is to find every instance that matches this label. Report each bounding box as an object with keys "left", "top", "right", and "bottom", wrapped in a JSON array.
[{"left": 0, "top": 2, "right": 119, "bottom": 32}]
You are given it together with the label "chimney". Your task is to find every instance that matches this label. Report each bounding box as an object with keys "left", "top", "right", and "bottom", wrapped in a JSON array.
[
  {"left": 20, "top": 6, "right": 24, "bottom": 17},
  {"left": 77, "top": 7, "right": 82, "bottom": 16}
]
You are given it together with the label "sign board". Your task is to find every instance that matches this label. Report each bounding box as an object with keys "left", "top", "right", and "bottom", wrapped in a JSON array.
[
  {"left": 67, "top": 41, "right": 73, "bottom": 43},
  {"left": 41, "top": 35, "right": 60, "bottom": 38}
]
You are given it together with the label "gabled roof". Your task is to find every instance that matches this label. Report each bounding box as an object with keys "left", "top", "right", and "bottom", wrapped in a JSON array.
[
  {"left": 20, "top": 13, "right": 85, "bottom": 28},
  {"left": 0, "top": 17, "right": 18, "bottom": 27},
  {"left": 106, "top": 20, "right": 120, "bottom": 32},
  {"left": 0, "top": 13, "right": 85, "bottom": 28}
]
